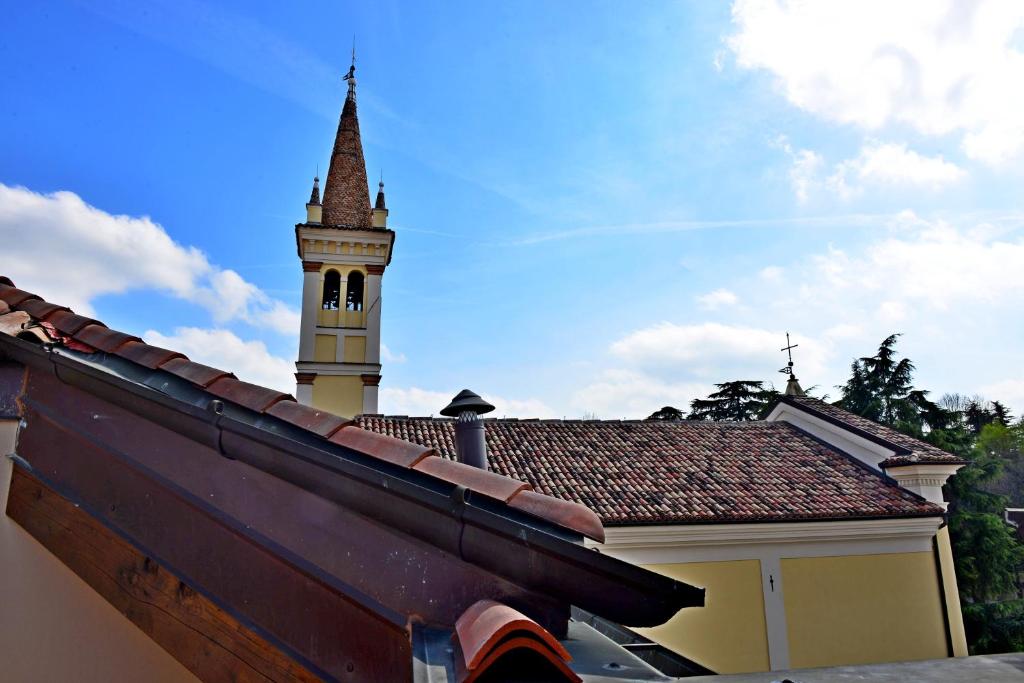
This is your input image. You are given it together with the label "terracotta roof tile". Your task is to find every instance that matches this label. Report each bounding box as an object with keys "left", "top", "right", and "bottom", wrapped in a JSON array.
[
  {"left": 45, "top": 309, "right": 101, "bottom": 336},
  {"left": 17, "top": 299, "right": 68, "bottom": 321},
  {"left": 321, "top": 91, "right": 371, "bottom": 229},
  {"left": 206, "top": 376, "right": 292, "bottom": 412},
  {"left": 267, "top": 400, "right": 350, "bottom": 438},
  {"left": 159, "top": 357, "right": 234, "bottom": 387},
  {"left": 328, "top": 426, "right": 433, "bottom": 467},
  {"left": 509, "top": 490, "right": 604, "bottom": 542},
  {"left": 454, "top": 600, "right": 577, "bottom": 683},
  {"left": 0, "top": 286, "right": 41, "bottom": 307},
  {"left": 74, "top": 324, "right": 140, "bottom": 353},
  {"left": 413, "top": 456, "right": 530, "bottom": 503},
  {"left": 116, "top": 340, "right": 186, "bottom": 369},
  {"left": 358, "top": 416, "right": 945, "bottom": 525}
]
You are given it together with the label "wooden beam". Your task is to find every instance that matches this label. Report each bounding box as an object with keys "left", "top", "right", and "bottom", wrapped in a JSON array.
[{"left": 6, "top": 467, "right": 323, "bottom": 683}]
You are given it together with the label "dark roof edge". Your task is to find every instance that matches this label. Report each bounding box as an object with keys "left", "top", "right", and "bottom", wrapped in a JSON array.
[
  {"left": 0, "top": 333, "right": 701, "bottom": 626},
  {"left": 774, "top": 395, "right": 914, "bottom": 455}
]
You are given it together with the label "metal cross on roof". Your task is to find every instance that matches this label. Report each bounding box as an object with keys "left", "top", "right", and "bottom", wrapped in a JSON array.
[
  {"left": 779, "top": 332, "right": 798, "bottom": 377},
  {"left": 344, "top": 38, "right": 356, "bottom": 83}
]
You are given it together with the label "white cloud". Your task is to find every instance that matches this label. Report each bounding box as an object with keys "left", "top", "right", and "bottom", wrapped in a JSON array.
[
  {"left": 696, "top": 288, "right": 739, "bottom": 310},
  {"left": 823, "top": 323, "right": 862, "bottom": 340},
  {"left": 808, "top": 213, "right": 1024, "bottom": 309},
  {"left": 775, "top": 135, "right": 824, "bottom": 203},
  {"left": 0, "top": 184, "right": 298, "bottom": 333},
  {"left": 381, "top": 344, "right": 407, "bottom": 363},
  {"left": 144, "top": 327, "right": 295, "bottom": 392},
  {"left": 778, "top": 139, "right": 964, "bottom": 202},
  {"left": 379, "top": 387, "right": 555, "bottom": 418},
  {"left": 730, "top": 0, "right": 1024, "bottom": 164},
  {"left": 979, "top": 378, "right": 1024, "bottom": 417},
  {"left": 610, "top": 322, "right": 828, "bottom": 381},
  {"left": 571, "top": 369, "right": 711, "bottom": 419},
  {"left": 573, "top": 323, "right": 831, "bottom": 417},
  {"left": 828, "top": 142, "right": 965, "bottom": 199},
  {"left": 759, "top": 266, "right": 784, "bottom": 283}
]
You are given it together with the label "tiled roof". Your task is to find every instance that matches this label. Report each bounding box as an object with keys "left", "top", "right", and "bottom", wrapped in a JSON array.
[
  {"left": 781, "top": 395, "right": 966, "bottom": 468},
  {"left": 357, "top": 415, "right": 945, "bottom": 525},
  {"left": 321, "top": 86, "right": 371, "bottom": 229},
  {"left": 0, "top": 281, "right": 603, "bottom": 542}
]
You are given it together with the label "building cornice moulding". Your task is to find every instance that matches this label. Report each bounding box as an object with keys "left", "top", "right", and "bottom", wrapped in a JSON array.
[{"left": 591, "top": 517, "right": 944, "bottom": 551}]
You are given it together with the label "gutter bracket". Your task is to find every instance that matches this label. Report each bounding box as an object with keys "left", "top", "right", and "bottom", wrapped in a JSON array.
[
  {"left": 208, "top": 399, "right": 230, "bottom": 458},
  {"left": 449, "top": 485, "right": 470, "bottom": 560}
]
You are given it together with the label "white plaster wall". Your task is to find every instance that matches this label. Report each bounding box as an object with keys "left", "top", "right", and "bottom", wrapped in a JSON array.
[{"left": 0, "top": 420, "right": 198, "bottom": 683}]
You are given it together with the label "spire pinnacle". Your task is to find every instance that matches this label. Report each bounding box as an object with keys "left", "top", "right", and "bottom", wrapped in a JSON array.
[
  {"left": 309, "top": 174, "right": 321, "bottom": 205},
  {"left": 375, "top": 172, "right": 386, "bottom": 210},
  {"left": 343, "top": 38, "right": 357, "bottom": 100}
]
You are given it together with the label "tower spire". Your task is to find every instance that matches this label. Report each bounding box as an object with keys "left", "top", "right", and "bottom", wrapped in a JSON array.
[{"left": 322, "top": 54, "right": 371, "bottom": 228}]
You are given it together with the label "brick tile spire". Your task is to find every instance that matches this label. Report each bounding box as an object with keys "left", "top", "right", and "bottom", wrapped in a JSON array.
[{"left": 321, "top": 64, "right": 371, "bottom": 228}]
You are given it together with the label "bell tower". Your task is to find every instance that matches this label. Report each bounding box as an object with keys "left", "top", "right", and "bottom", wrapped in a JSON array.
[{"left": 294, "top": 60, "right": 394, "bottom": 417}]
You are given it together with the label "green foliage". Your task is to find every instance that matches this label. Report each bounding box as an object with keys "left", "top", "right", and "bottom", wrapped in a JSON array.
[
  {"left": 687, "top": 381, "right": 780, "bottom": 421},
  {"left": 835, "top": 335, "right": 1024, "bottom": 654},
  {"left": 837, "top": 333, "right": 945, "bottom": 436},
  {"left": 646, "top": 406, "right": 686, "bottom": 421},
  {"left": 962, "top": 600, "right": 1024, "bottom": 655}
]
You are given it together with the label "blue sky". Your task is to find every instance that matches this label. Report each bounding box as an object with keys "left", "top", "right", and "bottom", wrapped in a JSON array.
[{"left": 3, "top": 1, "right": 1024, "bottom": 418}]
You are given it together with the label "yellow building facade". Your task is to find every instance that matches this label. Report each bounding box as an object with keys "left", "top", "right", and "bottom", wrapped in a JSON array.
[{"left": 591, "top": 517, "right": 967, "bottom": 675}]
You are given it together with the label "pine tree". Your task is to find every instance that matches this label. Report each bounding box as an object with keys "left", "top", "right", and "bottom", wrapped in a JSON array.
[
  {"left": 646, "top": 406, "right": 686, "bottom": 421},
  {"left": 688, "top": 381, "right": 779, "bottom": 421}
]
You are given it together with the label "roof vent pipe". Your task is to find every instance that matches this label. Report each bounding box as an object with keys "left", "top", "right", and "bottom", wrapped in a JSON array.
[{"left": 440, "top": 389, "right": 495, "bottom": 470}]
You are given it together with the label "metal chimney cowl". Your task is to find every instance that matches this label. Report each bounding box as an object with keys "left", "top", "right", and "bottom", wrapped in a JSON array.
[{"left": 440, "top": 389, "right": 495, "bottom": 470}]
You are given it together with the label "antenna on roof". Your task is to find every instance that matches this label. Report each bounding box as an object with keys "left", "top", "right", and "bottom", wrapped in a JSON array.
[{"left": 779, "top": 332, "right": 805, "bottom": 397}]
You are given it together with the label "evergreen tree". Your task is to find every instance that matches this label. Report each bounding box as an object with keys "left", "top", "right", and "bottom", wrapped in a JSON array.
[
  {"left": 838, "top": 336, "right": 1024, "bottom": 654},
  {"left": 646, "top": 406, "right": 686, "bottom": 421},
  {"left": 837, "top": 334, "right": 944, "bottom": 436},
  {"left": 688, "top": 381, "right": 779, "bottom": 421}
]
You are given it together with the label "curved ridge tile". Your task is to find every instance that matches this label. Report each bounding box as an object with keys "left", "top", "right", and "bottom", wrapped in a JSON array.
[
  {"left": 206, "top": 376, "right": 292, "bottom": 412},
  {"left": 329, "top": 426, "right": 434, "bottom": 467},
  {"left": 267, "top": 401, "right": 350, "bottom": 438},
  {"left": 458, "top": 636, "right": 581, "bottom": 683},
  {"left": 75, "top": 324, "right": 140, "bottom": 352},
  {"left": 116, "top": 340, "right": 186, "bottom": 369},
  {"left": 508, "top": 490, "right": 605, "bottom": 542},
  {"left": 414, "top": 457, "right": 529, "bottom": 502},
  {"left": 159, "top": 357, "right": 234, "bottom": 388},
  {"left": 455, "top": 600, "right": 572, "bottom": 672},
  {"left": 45, "top": 310, "right": 102, "bottom": 336},
  {"left": 17, "top": 299, "right": 69, "bottom": 321},
  {"left": 0, "top": 285, "right": 41, "bottom": 307}
]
